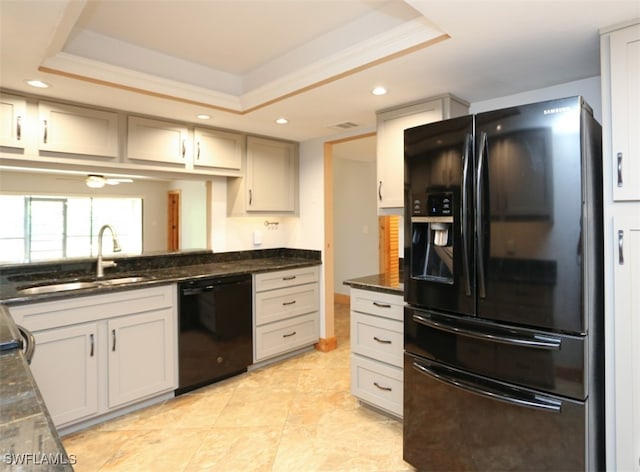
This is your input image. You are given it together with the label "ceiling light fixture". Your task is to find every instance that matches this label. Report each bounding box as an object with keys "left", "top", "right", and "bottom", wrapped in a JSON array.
[
  {"left": 85, "top": 174, "right": 134, "bottom": 188},
  {"left": 197, "top": 114, "right": 211, "bottom": 120},
  {"left": 86, "top": 174, "right": 105, "bottom": 188},
  {"left": 275, "top": 117, "right": 289, "bottom": 125},
  {"left": 26, "top": 79, "right": 50, "bottom": 89},
  {"left": 371, "top": 86, "right": 387, "bottom": 96}
]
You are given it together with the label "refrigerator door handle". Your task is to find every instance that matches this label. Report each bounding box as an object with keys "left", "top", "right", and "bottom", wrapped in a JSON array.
[
  {"left": 412, "top": 313, "right": 562, "bottom": 350},
  {"left": 476, "top": 131, "right": 487, "bottom": 298},
  {"left": 461, "top": 133, "right": 472, "bottom": 296},
  {"left": 412, "top": 359, "right": 562, "bottom": 413}
]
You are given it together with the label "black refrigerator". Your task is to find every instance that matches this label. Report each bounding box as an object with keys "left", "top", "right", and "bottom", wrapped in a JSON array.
[{"left": 403, "top": 96, "right": 604, "bottom": 471}]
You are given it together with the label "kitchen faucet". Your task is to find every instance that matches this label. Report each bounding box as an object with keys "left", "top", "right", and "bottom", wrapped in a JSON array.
[{"left": 96, "top": 224, "right": 121, "bottom": 278}]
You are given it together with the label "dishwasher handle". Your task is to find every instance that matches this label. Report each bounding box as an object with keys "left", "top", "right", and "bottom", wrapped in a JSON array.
[
  {"left": 182, "top": 286, "right": 215, "bottom": 296},
  {"left": 180, "top": 275, "right": 252, "bottom": 296}
]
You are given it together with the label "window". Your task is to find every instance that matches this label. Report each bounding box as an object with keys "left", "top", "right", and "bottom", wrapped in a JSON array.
[{"left": 0, "top": 195, "right": 142, "bottom": 263}]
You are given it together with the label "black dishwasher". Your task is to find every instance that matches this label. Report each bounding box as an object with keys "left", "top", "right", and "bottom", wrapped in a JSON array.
[{"left": 177, "top": 274, "right": 252, "bottom": 394}]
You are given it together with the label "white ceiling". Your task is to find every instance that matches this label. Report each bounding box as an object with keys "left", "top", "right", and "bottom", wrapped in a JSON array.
[{"left": 1, "top": 0, "right": 638, "bottom": 143}]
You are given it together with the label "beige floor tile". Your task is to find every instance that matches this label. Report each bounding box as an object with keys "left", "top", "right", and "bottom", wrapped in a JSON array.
[
  {"left": 185, "top": 425, "right": 282, "bottom": 471},
  {"left": 98, "top": 428, "right": 204, "bottom": 472},
  {"left": 60, "top": 302, "right": 412, "bottom": 472},
  {"left": 63, "top": 429, "right": 137, "bottom": 472}
]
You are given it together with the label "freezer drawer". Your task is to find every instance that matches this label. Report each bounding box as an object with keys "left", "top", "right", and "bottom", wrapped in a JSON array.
[
  {"left": 405, "top": 307, "right": 586, "bottom": 399},
  {"left": 404, "top": 353, "right": 591, "bottom": 471}
]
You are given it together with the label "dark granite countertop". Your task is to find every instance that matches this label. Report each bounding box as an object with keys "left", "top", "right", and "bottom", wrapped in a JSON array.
[
  {"left": 0, "top": 305, "right": 74, "bottom": 471},
  {"left": 343, "top": 273, "right": 404, "bottom": 296},
  {"left": 1, "top": 248, "right": 321, "bottom": 305},
  {"left": 0, "top": 248, "right": 321, "bottom": 469}
]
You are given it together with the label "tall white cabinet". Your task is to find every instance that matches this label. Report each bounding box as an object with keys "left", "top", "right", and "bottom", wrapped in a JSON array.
[{"left": 601, "top": 19, "right": 640, "bottom": 472}]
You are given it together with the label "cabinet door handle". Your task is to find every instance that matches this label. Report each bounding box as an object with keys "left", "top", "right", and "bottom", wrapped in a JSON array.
[
  {"left": 618, "top": 230, "right": 624, "bottom": 265},
  {"left": 43, "top": 119, "right": 48, "bottom": 143},
  {"left": 90, "top": 333, "right": 94, "bottom": 357},
  {"left": 378, "top": 181, "right": 383, "bottom": 201},
  {"left": 282, "top": 331, "right": 296, "bottom": 338},
  {"left": 249, "top": 189, "right": 252, "bottom": 205},
  {"left": 197, "top": 141, "right": 201, "bottom": 160},
  {"left": 112, "top": 329, "right": 117, "bottom": 351},
  {"left": 282, "top": 300, "right": 296, "bottom": 306},
  {"left": 181, "top": 139, "right": 186, "bottom": 158},
  {"left": 373, "top": 301, "right": 391, "bottom": 308},
  {"left": 373, "top": 336, "right": 392, "bottom": 344},
  {"left": 617, "top": 152, "right": 623, "bottom": 187},
  {"left": 373, "top": 382, "right": 392, "bottom": 391},
  {"left": 16, "top": 116, "right": 22, "bottom": 141}
]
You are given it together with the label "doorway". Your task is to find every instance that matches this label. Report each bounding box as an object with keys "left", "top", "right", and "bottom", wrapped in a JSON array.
[{"left": 323, "top": 132, "right": 401, "bottom": 348}]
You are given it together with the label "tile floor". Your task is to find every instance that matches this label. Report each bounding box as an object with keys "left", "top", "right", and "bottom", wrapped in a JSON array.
[{"left": 62, "top": 302, "right": 415, "bottom": 471}]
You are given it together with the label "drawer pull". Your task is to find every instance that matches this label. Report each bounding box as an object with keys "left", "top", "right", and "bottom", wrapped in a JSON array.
[
  {"left": 282, "top": 300, "right": 297, "bottom": 306},
  {"left": 373, "top": 301, "right": 391, "bottom": 308},
  {"left": 282, "top": 275, "right": 297, "bottom": 281},
  {"left": 282, "top": 331, "right": 297, "bottom": 338},
  {"left": 373, "top": 382, "right": 392, "bottom": 392},
  {"left": 373, "top": 336, "right": 392, "bottom": 344}
]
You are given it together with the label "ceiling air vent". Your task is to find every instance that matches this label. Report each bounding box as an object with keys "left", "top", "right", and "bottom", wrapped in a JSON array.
[{"left": 329, "top": 121, "right": 359, "bottom": 130}]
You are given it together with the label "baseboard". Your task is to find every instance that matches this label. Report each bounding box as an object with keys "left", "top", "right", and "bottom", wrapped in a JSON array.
[
  {"left": 334, "top": 293, "right": 350, "bottom": 305},
  {"left": 315, "top": 336, "right": 338, "bottom": 352}
]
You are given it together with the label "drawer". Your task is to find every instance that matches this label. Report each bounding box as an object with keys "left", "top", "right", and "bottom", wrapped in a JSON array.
[
  {"left": 351, "top": 311, "right": 403, "bottom": 367},
  {"left": 351, "top": 354, "right": 403, "bottom": 418},
  {"left": 255, "top": 312, "right": 319, "bottom": 361},
  {"left": 255, "top": 283, "right": 319, "bottom": 325},
  {"left": 9, "top": 285, "right": 175, "bottom": 331},
  {"left": 351, "top": 288, "right": 404, "bottom": 321},
  {"left": 254, "top": 266, "right": 319, "bottom": 292}
]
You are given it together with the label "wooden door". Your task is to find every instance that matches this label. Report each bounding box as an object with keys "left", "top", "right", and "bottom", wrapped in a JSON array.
[{"left": 167, "top": 190, "right": 180, "bottom": 251}]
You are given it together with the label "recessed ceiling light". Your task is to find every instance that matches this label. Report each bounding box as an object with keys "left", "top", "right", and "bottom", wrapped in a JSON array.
[
  {"left": 26, "top": 80, "right": 50, "bottom": 88},
  {"left": 371, "top": 86, "right": 387, "bottom": 96},
  {"left": 197, "top": 114, "right": 211, "bottom": 120},
  {"left": 275, "top": 117, "right": 289, "bottom": 125}
]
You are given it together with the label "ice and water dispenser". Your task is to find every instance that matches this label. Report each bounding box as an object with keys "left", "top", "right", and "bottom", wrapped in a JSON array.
[{"left": 410, "top": 192, "right": 454, "bottom": 284}]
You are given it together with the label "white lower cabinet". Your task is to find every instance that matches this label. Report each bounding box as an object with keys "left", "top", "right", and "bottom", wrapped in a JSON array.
[
  {"left": 30, "top": 323, "right": 99, "bottom": 426},
  {"left": 107, "top": 309, "right": 175, "bottom": 409},
  {"left": 9, "top": 285, "right": 177, "bottom": 429},
  {"left": 613, "top": 216, "right": 640, "bottom": 472},
  {"left": 349, "top": 288, "right": 404, "bottom": 418},
  {"left": 253, "top": 266, "right": 320, "bottom": 362}
]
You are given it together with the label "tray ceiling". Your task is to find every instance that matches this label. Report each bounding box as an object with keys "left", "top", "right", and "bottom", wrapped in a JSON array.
[{"left": 1, "top": 1, "right": 638, "bottom": 141}]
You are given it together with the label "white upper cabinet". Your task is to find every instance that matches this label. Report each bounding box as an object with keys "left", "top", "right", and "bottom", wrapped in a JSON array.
[
  {"left": 193, "top": 127, "right": 243, "bottom": 172},
  {"left": 127, "top": 116, "right": 190, "bottom": 164},
  {"left": 376, "top": 95, "right": 469, "bottom": 212},
  {"left": 229, "top": 136, "right": 298, "bottom": 214},
  {"left": 605, "top": 22, "right": 640, "bottom": 201},
  {"left": 0, "top": 92, "right": 26, "bottom": 149},
  {"left": 38, "top": 101, "right": 119, "bottom": 158}
]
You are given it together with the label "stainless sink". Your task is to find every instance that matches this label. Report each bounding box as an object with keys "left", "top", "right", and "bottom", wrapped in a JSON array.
[
  {"left": 17, "top": 275, "right": 151, "bottom": 295},
  {"left": 98, "top": 276, "right": 150, "bottom": 285},
  {"left": 18, "top": 281, "right": 100, "bottom": 295}
]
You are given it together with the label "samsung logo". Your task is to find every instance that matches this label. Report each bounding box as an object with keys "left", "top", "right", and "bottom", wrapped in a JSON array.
[{"left": 544, "top": 106, "right": 572, "bottom": 115}]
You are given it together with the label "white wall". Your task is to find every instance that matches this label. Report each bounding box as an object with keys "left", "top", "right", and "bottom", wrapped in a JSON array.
[
  {"left": 470, "top": 76, "right": 602, "bottom": 122},
  {"left": 333, "top": 156, "right": 378, "bottom": 295},
  {"left": 208, "top": 176, "right": 302, "bottom": 252}
]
